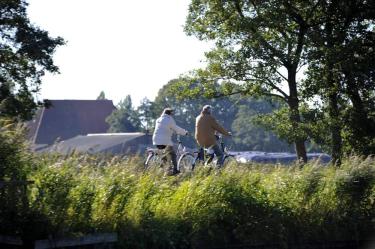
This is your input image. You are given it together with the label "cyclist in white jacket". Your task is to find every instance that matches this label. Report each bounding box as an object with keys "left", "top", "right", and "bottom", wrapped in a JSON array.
[{"left": 152, "top": 108, "right": 188, "bottom": 175}]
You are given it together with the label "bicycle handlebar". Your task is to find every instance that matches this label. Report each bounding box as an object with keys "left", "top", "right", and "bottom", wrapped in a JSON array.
[
  {"left": 176, "top": 133, "right": 190, "bottom": 143},
  {"left": 177, "top": 132, "right": 232, "bottom": 144}
]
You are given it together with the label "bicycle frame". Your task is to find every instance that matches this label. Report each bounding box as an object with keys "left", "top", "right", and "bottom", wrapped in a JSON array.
[
  {"left": 193, "top": 134, "right": 234, "bottom": 168},
  {"left": 144, "top": 134, "right": 235, "bottom": 172},
  {"left": 144, "top": 135, "right": 189, "bottom": 170}
]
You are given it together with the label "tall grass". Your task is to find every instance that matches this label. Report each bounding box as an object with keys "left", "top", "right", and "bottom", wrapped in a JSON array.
[
  {"left": 1, "top": 118, "right": 372, "bottom": 248},
  {"left": 24, "top": 154, "right": 375, "bottom": 248}
]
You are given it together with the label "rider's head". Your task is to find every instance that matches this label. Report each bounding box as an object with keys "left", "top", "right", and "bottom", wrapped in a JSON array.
[
  {"left": 163, "top": 107, "right": 174, "bottom": 116},
  {"left": 202, "top": 105, "right": 212, "bottom": 114}
]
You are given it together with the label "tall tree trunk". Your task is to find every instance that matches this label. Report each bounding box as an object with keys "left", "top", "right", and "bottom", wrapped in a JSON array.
[
  {"left": 346, "top": 74, "right": 367, "bottom": 122},
  {"left": 288, "top": 68, "right": 307, "bottom": 163},
  {"left": 345, "top": 73, "right": 374, "bottom": 155},
  {"left": 325, "top": 15, "right": 343, "bottom": 165},
  {"left": 328, "top": 91, "right": 342, "bottom": 165}
]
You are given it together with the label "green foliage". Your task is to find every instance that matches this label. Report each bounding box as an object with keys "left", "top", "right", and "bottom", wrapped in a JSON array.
[
  {"left": 112, "top": 79, "right": 291, "bottom": 152},
  {"left": 153, "top": 78, "right": 292, "bottom": 151},
  {"left": 341, "top": 107, "right": 375, "bottom": 156},
  {"left": 180, "top": 0, "right": 325, "bottom": 161},
  {"left": 0, "top": 119, "right": 33, "bottom": 180},
  {"left": 301, "top": 0, "right": 375, "bottom": 160},
  {"left": 231, "top": 100, "right": 293, "bottom": 152},
  {"left": 152, "top": 78, "right": 237, "bottom": 148},
  {"left": 96, "top": 91, "right": 107, "bottom": 100},
  {"left": 179, "top": 0, "right": 375, "bottom": 162},
  {"left": 0, "top": 118, "right": 43, "bottom": 238},
  {"left": 254, "top": 105, "right": 328, "bottom": 152},
  {"left": 32, "top": 163, "right": 76, "bottom": 235},
  {"left": 137, "top": 97, "right": 155, "bottom": 132},
  {"left": 0, "top": 0, "right": 65, "bottom": 121},
  {"left": 106, "top": 95, "right": 141, "bottom": 132},
  {"left": 16, "top": 153, "right": 374, "bottom": 248}
]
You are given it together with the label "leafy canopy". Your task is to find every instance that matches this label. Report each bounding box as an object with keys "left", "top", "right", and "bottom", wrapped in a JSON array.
[{"left": 0, "top": 0, "right": 65, "bottom": 120}]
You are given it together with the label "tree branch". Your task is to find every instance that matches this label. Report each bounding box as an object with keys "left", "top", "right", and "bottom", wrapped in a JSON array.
[
  {"left": 264, "top": 78, "right": 289, "bottom": 100},
  {"left": 308, "top": 0, "right": 323, "bottom": 22},
  {"left": 259, "top": 91, "right": 288, "bottom": 102},
  {"left": 282, "top": 0, "right": 308, "bottom": 27},
  {"left": 243, "top": 72, "right": 289, "bottom": 100},
  {"left": 234, "top": 0, "right": 290, "bottom": 67},
  {"left": 234, "top": 0, "right": 245, "bottom": 18},
  {"left": 276, "top": 70, "right": 288, "bottom": 81},
  {"left": 212, "top": 90, "right": 246, "bottom": 98},
  {"left": 297, "top": 61, "right": 307, "bottom": 73}
]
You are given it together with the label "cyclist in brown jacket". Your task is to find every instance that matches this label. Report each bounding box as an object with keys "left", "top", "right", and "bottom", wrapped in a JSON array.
[{"left": 195, "top": 105, "right": 231, "bottom": 167}]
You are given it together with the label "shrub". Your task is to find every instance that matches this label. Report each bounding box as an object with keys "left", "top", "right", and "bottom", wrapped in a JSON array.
[{"left": 1, "top": 130, "right": 374, "bottom": 249}]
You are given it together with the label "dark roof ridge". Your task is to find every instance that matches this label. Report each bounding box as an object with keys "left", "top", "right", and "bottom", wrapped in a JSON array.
[
  {"left": 28, "top": 99, "right": 116, "bottom": 145},
  {"left": 45, "top": 99, "right": 114, "bottom": 102}
]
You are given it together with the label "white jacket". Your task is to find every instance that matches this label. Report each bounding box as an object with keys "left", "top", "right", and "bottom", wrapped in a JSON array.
[{"left": 152, "top": 114, "right": 187, "bottom": 146}]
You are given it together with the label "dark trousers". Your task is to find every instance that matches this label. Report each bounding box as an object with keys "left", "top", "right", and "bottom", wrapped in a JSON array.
[
  {"left": 195, "top": 143, "right": 224, "bottom": 167},
  {"left": 211, "top": 143, "right": 224, "bottom": 166},
  {"left": 157, "top": 145, "right": 178, "bottom": 171}
]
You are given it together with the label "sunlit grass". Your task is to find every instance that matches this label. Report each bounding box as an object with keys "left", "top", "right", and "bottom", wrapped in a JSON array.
[
  {"left": 1, "top": 119, "right": 370, "bottom": 248},
  {"left": 26, "top": 154, "right": 375, "bottom": 248}
]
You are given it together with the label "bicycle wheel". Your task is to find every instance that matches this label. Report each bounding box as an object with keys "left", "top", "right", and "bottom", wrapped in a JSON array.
[
  {"left": 223, "top": 154, "right": 236, "bottom": 167},
  {"left": 177, "top": 153, "right": 195, "bottom": 173},
  {"left": 144, "top": 152, "right": 161, "bottom": 171}
]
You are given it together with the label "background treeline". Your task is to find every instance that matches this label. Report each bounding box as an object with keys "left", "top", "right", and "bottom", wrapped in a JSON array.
[
  {"left": 1, "top": 1, "right": 374, "bottom": 248},
  {"left": 2, "top": 0, "right": 374, "bottom": 164},
  {"left": 1, "top": 122, "right": 374, "bottom": 249},
  {"left": 103, "top": 81, "right": 299, "bottom": 153},
  {"left": 175, "top": 0, "right": 375, "bottom": 164}
]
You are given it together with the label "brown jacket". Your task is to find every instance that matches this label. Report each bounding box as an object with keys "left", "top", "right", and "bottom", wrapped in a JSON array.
[{"left": 195, "top": 113, "right": 230, "bottom": 147}]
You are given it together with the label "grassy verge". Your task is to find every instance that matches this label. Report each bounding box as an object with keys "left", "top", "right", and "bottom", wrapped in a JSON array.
[{"left": 22, "top": 154, "right": 374, "bottom": 249}]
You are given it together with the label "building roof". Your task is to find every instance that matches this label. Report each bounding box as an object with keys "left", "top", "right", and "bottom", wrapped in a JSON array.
[
  {"left": 38, "top": 133, "right": 151, "bottom": 155},
  {"left": 27, "top": 100, "right": 116, "bottom": 145}
]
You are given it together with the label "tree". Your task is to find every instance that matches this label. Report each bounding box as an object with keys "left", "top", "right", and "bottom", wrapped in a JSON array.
[
  {"left": 153, "top": 79, "right": 237, "bottom": 148},
  {"left": 231, "top": 99, "right": 293, "bottom": 152},
  {"left": 302, "top": 0, "right": 375, "bottom": 162},
  {"left": 106, "top": 95, "right": 141, "bottom": 132},
  {"left": 137, "top": 97, "right": 155, "bottom": 133},
  {"left": 96, "top": 91, "right": 107, "bottom": 100},
  {"left": 154, "top": 79, "right": 290, "bottom": 151},
  {"left": 179, "top": 0, "right": 374, "bottom": 163},
  {"left": 179, "top": 0, "right": 320, "bottom": 162},
  {"left": 0, "top": 118, "right": 37, "bottom": 239},
  {"left": 0, "top": 0, "right": 65, "bottom": 121}
]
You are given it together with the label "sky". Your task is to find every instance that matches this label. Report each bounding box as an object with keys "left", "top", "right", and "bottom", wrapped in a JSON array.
[{"left": 27, "top": 0, "right": 212, "bottom": 106}]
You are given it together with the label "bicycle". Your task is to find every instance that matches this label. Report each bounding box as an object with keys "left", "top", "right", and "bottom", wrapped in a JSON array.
[
  {"left": 179, "top": 134, "right": 236, "bottom": 171},
  {"left": 144, "top": 135, "right": 195, "bottom": 173}
]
